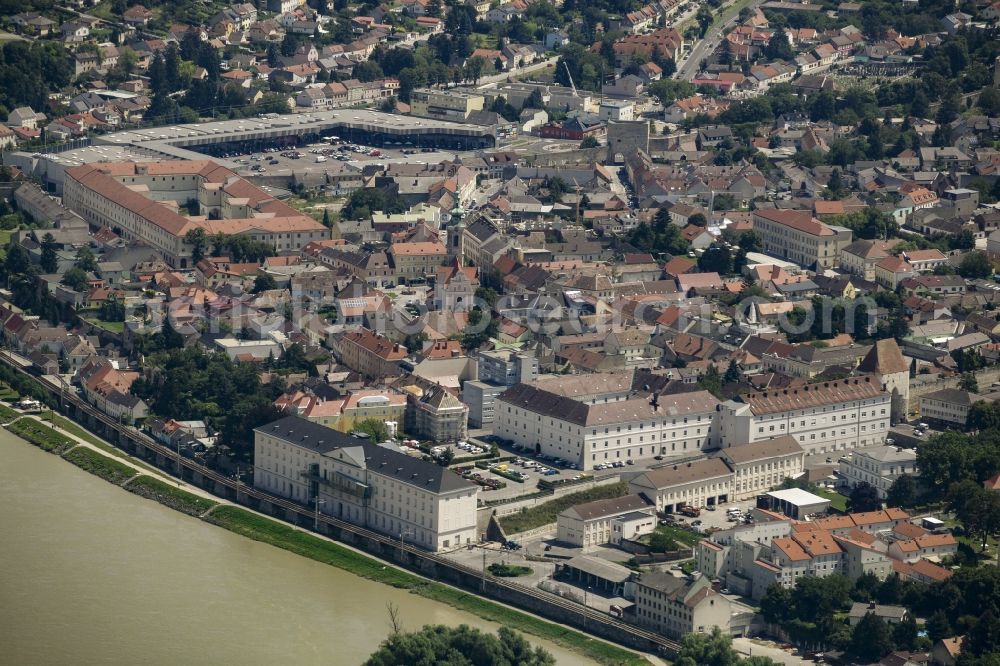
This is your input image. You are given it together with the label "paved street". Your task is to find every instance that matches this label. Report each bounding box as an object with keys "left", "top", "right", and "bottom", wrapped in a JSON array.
[{"left": 675, "top": 0, "right": 766, "bottom": 81}]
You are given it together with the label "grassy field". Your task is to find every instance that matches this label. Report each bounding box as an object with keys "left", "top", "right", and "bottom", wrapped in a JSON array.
[
  {"left": 126, "top": 476, "right": 218, "bottom": 516},
  {"left": 814, "top": 488, "right": 848, "bottom": 513},
  {"left": 81, "top": 317, "right": 125, "bottom": 333},
  {"left": 650, "top": 524, "right": 702, "bottom": 548},
  {"left": 62, "top": 446, "right": 136, "bottom": 485},
  {"left": 0, "top": 402, "right": 19, "bottom": 421},
  {"left": 5, "top": 418, "right": 75, "bottom": 453},
  {"left": 207, "top": 507, "right": 646, "bottom": 665},
  {"left": 41, "top": 411, "right": 160, "bottom": 475},
  {"left": 498, "top": 482, "right": 629, "bottom": 534}
]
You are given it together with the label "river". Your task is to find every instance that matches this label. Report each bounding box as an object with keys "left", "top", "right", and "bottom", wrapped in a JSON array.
[{"left": 0, "top": 432, "right": 592, "bottom": 666}]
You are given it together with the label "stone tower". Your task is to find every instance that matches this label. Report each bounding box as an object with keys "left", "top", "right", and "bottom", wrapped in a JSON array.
[
  {"left": 858, "top": 339, "right": 910, "bottom": 424},
  {"left": 447, "top": 207, "right": 466, "bottom": 262}
]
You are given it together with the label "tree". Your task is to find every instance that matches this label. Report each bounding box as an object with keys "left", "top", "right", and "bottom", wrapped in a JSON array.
[
  {"left": 580, "top": 135, "right": 599, "bottom": 149},
  {"left": 847, "top": 613, "right": 895, "bottom": 663},
  {"left": 724, "top": 359, "right": 741, "bottom": 384},
  {"left": 893, "top": 614, "right": 919, "bottom": 652},
  {"left": 365, "top": 625, "right": 554, "bottom": 666},
  {"left": 764, "top": 29, "right": 794, "bottom": 61},
  {"left": 968, "top": 610, "right": 1000, "bottom": 657},
  {"left": 675, "top": 626, "right": 742, "bottom": 666},
  {"left": 698, "top": 244, "right": 733, "bottom": 275},
  {"left": 949, "top": 480, "right": 1000, "bottom": 550},
  {"left": 39, "top": 233, "right": 58, "bottom": 273},
  {"left": 252, "top": 273, "right": 278, "bottom": 294},
  {"left": 689, "top": 213, "right": 707, "bottom": 227},
  {"left": 185, "top": 228, "right": 208, "bottom": 263},
  {"left": 75, "top": 246, "right": 97, "bottom": 272},
  {"left": 61, "top": 267, "right": 89, "bottom": 292},
  {"left": 848, "top": 482, "right": 881, "bottom": 513},
  {"left": 926, "top": 609, "right": 952, "bottom": 642},
  {"left": 958, "top": 252, "right": 993, "bottom": 279},
  {"left": 967, "top": 400, "right": 1000, "bottom": 431},
  {"left": 355, "top": 418, "right": 389, "bottom": 442},
  {"left": 698, "top": 364, "right": 724, "bottom": 398},
  {"left": 886, "top": 474, "right": 917, "bottom": 509},
  {"left": 959, "top": 373, "right": 980, "bottom": 393}
]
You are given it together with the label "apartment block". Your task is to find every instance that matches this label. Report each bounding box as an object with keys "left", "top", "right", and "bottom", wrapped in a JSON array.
[{"left": 839, "top": 445, "right": 918, "bottom": 499}]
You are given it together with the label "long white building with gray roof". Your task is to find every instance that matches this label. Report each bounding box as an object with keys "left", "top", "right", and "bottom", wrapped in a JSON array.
[
  {"left": 254, "top": 415, "right": 478, "bottom": 551},
  {"left": 494, "top": 371, "right": 720, "bottom": 470}
]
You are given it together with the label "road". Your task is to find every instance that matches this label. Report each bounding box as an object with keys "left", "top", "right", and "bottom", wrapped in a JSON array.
[{"left": 674, "top": 0, "right": 764, "bottom": 81}]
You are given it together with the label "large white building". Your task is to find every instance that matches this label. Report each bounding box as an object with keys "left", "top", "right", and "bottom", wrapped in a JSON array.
[
  {"left": 752, "top": 208, "right": 852, "bottom": 270},
  {"left": 629, "top": 458, "right": 734, "bottom": 512},
  {"left": 839, "top": 445, "right": 918, "bottom": 499},
  {"left": 253, "top": 416, "right": 478, "bottom": 551},
  {"left": 632, "top": 572, "right": 732, "bottom": 639},
  {"left": 556, "top": 493, "right": 655, "bottom": 550},
  {"left": 719, "top": 435, "right": 805, "bottom": 501},
  {"left": 718, "top": 376, "right": 891, "bottom": 455},
  {"left": 495, "top": 373, "right": 719, "bottom": 470}
]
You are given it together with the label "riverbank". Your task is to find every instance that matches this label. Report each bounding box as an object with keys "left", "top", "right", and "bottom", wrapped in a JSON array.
[{"left": 1, "top": 410, "right": 651, "bottom": 666}]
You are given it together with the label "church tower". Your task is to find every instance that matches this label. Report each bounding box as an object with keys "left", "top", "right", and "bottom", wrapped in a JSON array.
[{"left": 858, "top": 339, "right": 910, "bottom": 424}]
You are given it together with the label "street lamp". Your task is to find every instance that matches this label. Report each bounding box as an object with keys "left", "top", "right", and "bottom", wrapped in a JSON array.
[
  {"left": 234, "top": 465, "right": 244, "bottom": 503},
  {"left": 399, "top": 528, "right": 415, "bottom": 558},
  {"left": 314, "top": 497, "right": 326, "bottom": 532}
]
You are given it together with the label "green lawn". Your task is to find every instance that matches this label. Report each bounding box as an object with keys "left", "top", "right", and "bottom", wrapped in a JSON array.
[
  {"left": 62, "top": 446, "right": 136, "bottom": 485},
  {"left": 650, "top": 524, "right": 702, "bottom": 548},
  {"left": 41, "top": 412, "right": 160, "bottom": 475},
  {"left": 82, "top": 317, "right": 125, "bottom": 333},
  {"left": 126, "top": 476, "right": 218, "bottom": 517},
  {"left": 498, "top": 482, "right": 628, "bottom": 534},
  {"left": 5, "top": 418, "right": 75, "bottom": 453},
  {"left": 814, "top": 488, "right": 848, "bottom": 513}
]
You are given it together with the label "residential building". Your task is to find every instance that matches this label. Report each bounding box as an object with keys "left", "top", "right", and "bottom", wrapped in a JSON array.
[
  {"left": 253, "top": 416, "right": 478, "bottom": 551},
  {"left": 919, "top": 388, "right": 981, "bottom": 428},
  {"left": 556, "top": 494, "right": 654, "bottom": 550},
  {"left": 839, "top": 445, "right": 918, "bottom": 499},
  {"left": 632, "top": 572, "right": 732, "bottom": 639},
  {"left": 63, "top": 161, "right": 329, "bottom": 268},
  {"left": 75, "top": 357, "right": 149, "bottom": 422},
  {"left": 402, "top": 384, "right": 469, "bottom": 442},
  {"left": 332, "top": 328, "right": 407, "bottom": 379},
  {"left": 410, "top": 89, "right": 485, "bottom": 121},
  {"left": 388, "top": 241, "right": 448, "bottom": 284}
]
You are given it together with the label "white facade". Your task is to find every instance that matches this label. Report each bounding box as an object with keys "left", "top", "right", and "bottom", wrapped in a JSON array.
[
  {"left": 720, "top": 436, "right": 806, "bottom": 501},
  {"left": 495, "top": 376, "right": 719, "bottom": 470},
  {"left": 629, "top": 458, "right": 734, "bottom": 513},
  {"left": 718, "top": 377, "right": 891, "bottom": 455},
  {"left": 254, "top": 416, "right": 478, "bottom": 552},
  {"left": 839, "top": 445, "right": 918, "bottom": 499},
  {"left": 633, "top": 573, "right": 732, "bottom": 639}
]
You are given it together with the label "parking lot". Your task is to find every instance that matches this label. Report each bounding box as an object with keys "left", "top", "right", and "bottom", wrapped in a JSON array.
[{"left": 224, "top": 139, "right": 461, "bottom": 178}]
